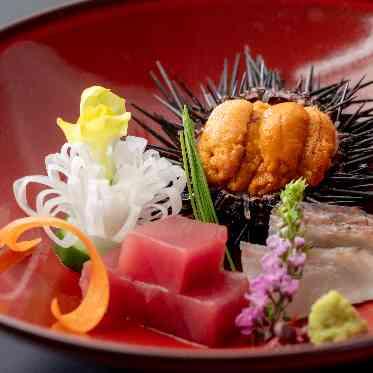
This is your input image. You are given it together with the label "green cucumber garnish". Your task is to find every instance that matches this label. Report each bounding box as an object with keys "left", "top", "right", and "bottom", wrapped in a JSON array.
[{"left": 54, "top": 230, "right": 90, "bottom": 272}]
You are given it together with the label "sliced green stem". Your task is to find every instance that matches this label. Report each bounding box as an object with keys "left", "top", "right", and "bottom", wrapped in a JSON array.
[
  {"left": 179, "top": 132, "right": 198, "bottom": 218},
  {"left": 181, "top": 106, "right": 235, "bottom": 271}
]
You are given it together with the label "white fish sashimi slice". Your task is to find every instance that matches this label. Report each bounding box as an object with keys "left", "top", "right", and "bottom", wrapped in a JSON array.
[
  {"left": 270, "top": 202, "right": 373, "bottom": 251},
  {"left": 299, "top": 202, "right": 373, "bottom": 226},
  {"left": 241, "top": 242, "right": 373, "bottom": 318}
]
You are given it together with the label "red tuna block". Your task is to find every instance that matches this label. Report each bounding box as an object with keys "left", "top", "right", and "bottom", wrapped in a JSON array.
[
  {"left": 0, "top": 244, "right": 80, "bottom": 326},
  {"left": 81, "top": 253, "right": 248, "bottom": 346},
  {"left": 117, "top": 215, "right": 227, "bottom": 293}
]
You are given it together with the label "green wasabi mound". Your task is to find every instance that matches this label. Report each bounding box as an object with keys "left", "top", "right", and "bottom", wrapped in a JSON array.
[{"left": 308, "top": 290, "right": 368, "bottom": 345}]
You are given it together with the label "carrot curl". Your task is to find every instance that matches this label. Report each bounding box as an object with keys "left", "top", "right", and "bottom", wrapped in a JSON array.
[{"left": 0, "top": 217, "right": 109, "bottom": 333}]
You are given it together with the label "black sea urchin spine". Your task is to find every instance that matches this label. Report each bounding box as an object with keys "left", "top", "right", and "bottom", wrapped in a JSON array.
[{"left": 131, "top": 47, "right": 373, "bottom": 247}]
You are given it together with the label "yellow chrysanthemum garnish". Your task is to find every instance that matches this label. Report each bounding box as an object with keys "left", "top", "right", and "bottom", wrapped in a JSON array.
[
  {"left": 57, "top": 86, "right": 131, "bottom": 180},
  {"left": 14, "top": 85, "right": 185, "bottom": 260}
]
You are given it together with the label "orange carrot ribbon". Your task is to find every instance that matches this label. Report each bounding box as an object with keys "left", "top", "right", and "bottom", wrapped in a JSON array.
[
  {"left": 0, "top": 249, "right": 33, "bottom": 273},
  {"left": 0, "top": 217, "right": 109, "bottom": 334}
]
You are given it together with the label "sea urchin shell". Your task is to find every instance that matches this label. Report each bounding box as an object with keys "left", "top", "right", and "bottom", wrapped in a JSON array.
[{"left": 131, "top": 46, "right": 373, "bottom": 248}]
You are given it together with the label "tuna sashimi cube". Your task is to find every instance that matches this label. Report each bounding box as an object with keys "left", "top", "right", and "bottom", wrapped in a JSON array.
[
  {"left": 117, "top": 215, "right": 227, "bottom": 293},
  {"left": 81, "top": 252, "right": 248, "bottom": 346},
  {"left": 0, "top": 244, "right": 80, "bottom": 326},
  {"left": 140, "top": 272, "right": 247, "bottom": 346},
  {"left": 81, "top": 249, "right": 148, "bottom": 321}
]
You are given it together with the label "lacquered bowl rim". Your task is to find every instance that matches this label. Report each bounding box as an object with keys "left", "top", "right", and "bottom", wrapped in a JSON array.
[
  {"left": 1, "top": 0, "right": 373, "bottom": 366},
  {"left": 1, "top": 311, "right": 373, "bottom": 360}
]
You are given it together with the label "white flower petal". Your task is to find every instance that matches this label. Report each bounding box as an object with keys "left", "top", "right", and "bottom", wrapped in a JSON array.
[{"left": 13, "top": 136, "right": 186, "bottom": 251}]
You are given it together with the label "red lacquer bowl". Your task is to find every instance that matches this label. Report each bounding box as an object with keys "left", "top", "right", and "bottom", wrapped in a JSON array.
[{"left": 2, "top": 0, "right": 373, "bottom": 371}]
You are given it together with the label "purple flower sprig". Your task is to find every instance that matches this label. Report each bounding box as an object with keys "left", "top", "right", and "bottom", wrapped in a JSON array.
[{"left": 236, "top": 178, "right": 308, "bottom": 342}]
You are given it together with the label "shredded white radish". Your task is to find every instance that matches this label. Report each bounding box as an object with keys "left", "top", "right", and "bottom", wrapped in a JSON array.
[{"left": 13, "top": 137, "right": 186, "bottom": 252}]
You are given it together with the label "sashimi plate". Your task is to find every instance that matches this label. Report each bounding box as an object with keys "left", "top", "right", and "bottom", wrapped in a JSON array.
[{"left": 2, "top": 0, "right": 373, "bottom": 371}]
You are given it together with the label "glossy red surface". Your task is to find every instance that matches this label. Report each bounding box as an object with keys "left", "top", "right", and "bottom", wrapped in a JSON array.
[{"left": 3, "top": 0, "right": 373, "bottom": 370}]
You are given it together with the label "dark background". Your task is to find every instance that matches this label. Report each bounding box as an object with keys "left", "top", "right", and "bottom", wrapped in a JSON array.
[{"left": 0, "top": 0, "right": 373, "bottom": 372}]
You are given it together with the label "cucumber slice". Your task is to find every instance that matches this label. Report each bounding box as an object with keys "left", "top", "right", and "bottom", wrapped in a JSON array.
[{"left": 54, "top": 230, "right": 90, "bottom": 272}]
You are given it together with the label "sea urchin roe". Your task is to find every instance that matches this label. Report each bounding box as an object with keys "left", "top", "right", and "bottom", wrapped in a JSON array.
[
  {"left": 228, "top": 101, "right": 270, "bottom": 192},
  {"left": 249, "top": 102, "right": 309, "bottom": 195},
  {"left": 197, "top": 99, "right": 253, "bottom": 185},
  {"left": 300, "top": 106, "right": 337, "bottom": 187},
  {"left": 198, "top": 100, "right": 338, "bottom": 196},
  {"left": 308, "top": 290, "right": 368, "bottom": 345}
]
